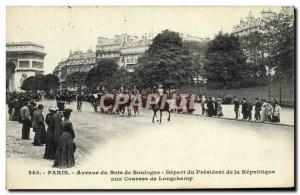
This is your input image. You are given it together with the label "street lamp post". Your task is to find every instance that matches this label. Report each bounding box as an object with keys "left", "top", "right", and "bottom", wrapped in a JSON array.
[
  {"left": 268, "top": 73, "right": 272, "bottom": 101},
  {"left": 279, "top": 76, "right": 282, "bottom": 105}
]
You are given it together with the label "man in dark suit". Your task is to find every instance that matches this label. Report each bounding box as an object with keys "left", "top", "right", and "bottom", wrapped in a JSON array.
[
  {"left": 241, "top": 98, "right": 248, "bottom": 120},
  {"left": 254, "top": 98, "right": 262, "bottom": 121},
  {"left": 233, "top": 97, "right": 240, "bottom": 119}
]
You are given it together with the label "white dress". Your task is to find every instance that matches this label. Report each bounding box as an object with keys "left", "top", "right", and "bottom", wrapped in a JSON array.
[{"left": 261, "top": 103, "right": 267, "bottom": 122}]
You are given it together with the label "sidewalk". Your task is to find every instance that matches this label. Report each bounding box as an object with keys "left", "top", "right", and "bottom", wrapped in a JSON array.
[{"left": 176, "top": 103, "right": 295, "bottom": 127}]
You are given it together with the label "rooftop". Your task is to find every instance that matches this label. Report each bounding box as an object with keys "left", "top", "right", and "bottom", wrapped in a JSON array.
[{"left": 6, "top": 41, "right": 44, "bottom": 48}]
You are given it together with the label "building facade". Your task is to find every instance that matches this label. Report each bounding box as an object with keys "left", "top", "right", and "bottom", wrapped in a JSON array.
[
  {"left": 53, "top": 33, "right": 208, "bottom": 86},
  {"left": 96, "top": 34, "right": 151, "bottom": 72},
  {"left": 6, "top": 42, "right": 45, "bottom": 92},
  {"left": 96, "top": 33, "right": 208, "bottom": 72},
  {"left": 232, "top": 7, "right": 294, "bottom": 36},
  {"left": 53, "top": 50, "right": 96, "bottom": 86}
]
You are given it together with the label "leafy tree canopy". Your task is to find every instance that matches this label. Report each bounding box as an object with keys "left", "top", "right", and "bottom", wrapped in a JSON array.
[
  {"left": 203, "top": 33, "right": 247, "bottom": 86},
  {"left": 85, "top": 59, "right": 119, "bottom": 89},
  {"left": 65, "top": 71, "right": 87, "bottom": 88},
  {"left": 135, "top": 30, "right": 195, "bottom": 90}
]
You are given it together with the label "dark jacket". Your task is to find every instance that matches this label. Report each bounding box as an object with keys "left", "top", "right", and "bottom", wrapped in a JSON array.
[
  {"left": 53, "top": 111, "right": 64, "bottom": 143},
  {"left": 234, "top": 100, "right": 240, "bottom": 111},
  {"left": 242, "top": 102, "right": 248, "bottom": 114},
  {"left": 255, "top": 101, "right": 262, "bottom": 111}
]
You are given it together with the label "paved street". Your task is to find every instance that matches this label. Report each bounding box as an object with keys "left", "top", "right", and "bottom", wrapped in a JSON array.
[{"left": 6, "top": 100, "right": 294, "bottom": 189}]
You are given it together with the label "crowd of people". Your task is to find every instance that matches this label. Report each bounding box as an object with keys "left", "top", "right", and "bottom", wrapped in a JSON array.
[
  {"left": 53, "top": 88, "right": 283, "bottom": 123},
  {"left": 7, "top": 88, "right": 284, "bottom": 169},
  {"left": 7, "top": 91, "right": 76, "bottom": 168},
  {"left": 200, "top": 96, "right": 282, "bottom": 123}
]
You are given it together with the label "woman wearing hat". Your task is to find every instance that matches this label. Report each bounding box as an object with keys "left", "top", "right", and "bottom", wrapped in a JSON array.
[
  {"left": 217, "top": 98, "right": 223, "bottom": 117},
  {"left": 43, "top": 106, "right": 57, "bottom": 160},
  {"left": 53, "top": 108, "right": 76, "bottom": 168},
  {"left": 32, "top": 104, "right": 45, "bottom": 146}
]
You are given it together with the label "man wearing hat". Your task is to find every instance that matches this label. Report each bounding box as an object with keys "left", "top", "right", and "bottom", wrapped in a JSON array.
[
  {"left": 254, "top": 98, "right": 262, "bottom": 121},
  {"left": 241, "top": 98, "right": 248, "bottom": 120},
  {"left": 233, "top": 97, "right": 240, "bottom": 119},
  {"left": 28, "top": 101, "right": 37, "bottom": 124},
  {"left": 32, "top": 104, "right": 45, "bottom": 146}
]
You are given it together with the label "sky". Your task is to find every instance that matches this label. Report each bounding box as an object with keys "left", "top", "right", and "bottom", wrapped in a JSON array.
[{"left": 6, "top": 6, "right": 282, "bottom": 74}]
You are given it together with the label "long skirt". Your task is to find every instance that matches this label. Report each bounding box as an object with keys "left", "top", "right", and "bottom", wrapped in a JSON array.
[
  {"left": 22, "top": 120, "right": 31, "bottom": 140},
  {"left": 53, "top": 132, "right": 75, "bottom": 168},
  {"left": 43, "top": 128, "right": 57, "bottom": 160},
  {"left": 33, "top": 127, "right": 43, "bottom": 146},
  {"left": 272, "top": 116, "right": 280, "bottom": 122}
]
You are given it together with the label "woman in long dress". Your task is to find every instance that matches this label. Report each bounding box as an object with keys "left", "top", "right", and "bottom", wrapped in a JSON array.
[
  {"left": 217, "top": 98, "right": 223, "bottom": 117},
  {"left": 266, "top": 101, "right": 273, "bottom": 122},
  {"left": 53, "top": 108, "right": 75, "bottom": 168},
  {"left": 272, "top": 100, "right": 281, "bottom": 122},
  {"left": 261, "top": 100, "right": 267, "bottom": 122},
  {"left": 43, "top": 106, "right": 57, "bottom": 160}
]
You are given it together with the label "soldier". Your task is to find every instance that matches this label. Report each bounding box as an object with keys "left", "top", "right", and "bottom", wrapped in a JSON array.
[{"left": 132, "top": 93, "right": 140, "bottom": 116}]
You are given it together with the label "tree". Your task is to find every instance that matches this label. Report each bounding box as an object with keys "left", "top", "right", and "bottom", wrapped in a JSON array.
[
  {"left": 183, "top": 40, "right": 209, "bottom": 84},
  {"left": 21, "top": 76, "right": 37, "bottom": 91},
  {"left": 239, "top": 32, "right": 267, "bottom": 84},
  {"left": 113, "top": 67, "right": 135, "bottom": 89},
  {"left": 20, "top": 74, "right": 52, "bottom": 91},
  {"left": 45, "top": 74, "right": 59, "bottom": 91},
  {"left": 263, "top": 15, "right": 294, "bottom": 79},
  {"left": 203, "top": 33, "right": 247, "bottom": 88},
  {"left": 65, "top": 72, "right": 87, "bottom": 88},
  {"left": 135, "top": 30, "right": 195, "bottom": 90},
  {"left": 85, "top": 59, "right": 118, "bottom": 89},
  {"left": 34, "top": 74, "right": 46, "bottom": 91}
]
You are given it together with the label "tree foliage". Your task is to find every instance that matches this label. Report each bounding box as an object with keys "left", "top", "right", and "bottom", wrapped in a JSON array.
[
  {"left": 65, "top": 71, "right": 87, "bottom": 88},
  {"left": 239, "top": 32, "right": 267, "bottom": 83},
  {"left": 45, "top": 74, "right": 60, "bottom": 91},
  {"left": 85, "top": 59, "right": 119, "bottom": 89},
  {"left": 135, "top": 30, "right": 195, "bottom": 90},
  {"left": 21, "top": 76, "right": 36, "bottom": 91},
  {"left": 113, "top": 67, "right": 135, "bottom": 89},
  {"left": 21, "top": 74, "right": 59, "bottom": 91},
  {"left": 263, "top": 15, "right": 294, "bottom": 79},
  {"left": 183, "top": 40, "right": 208, "bottom": 79},
  {"left": 203, "top": 33, "right": 247, "bottom": 88}
]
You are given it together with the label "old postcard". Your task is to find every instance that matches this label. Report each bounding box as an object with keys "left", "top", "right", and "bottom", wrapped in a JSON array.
[{"left": 6, "top": 6, "right": 295, "bottom": 189}]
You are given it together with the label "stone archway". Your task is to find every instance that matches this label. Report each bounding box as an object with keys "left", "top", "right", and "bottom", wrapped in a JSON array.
[{"left": 6, "top": 59, "right": 17, "bottom": 92}]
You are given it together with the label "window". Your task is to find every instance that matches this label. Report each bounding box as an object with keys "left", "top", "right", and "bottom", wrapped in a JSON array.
[
  {"left": 19, "top": 60, "right": 30, "bottom": 68},
  {"left": 32, "top": 61, "right": 43, "bottom": 69}
]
